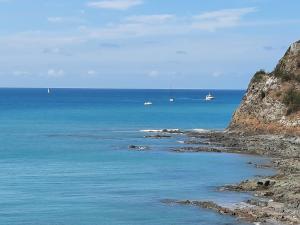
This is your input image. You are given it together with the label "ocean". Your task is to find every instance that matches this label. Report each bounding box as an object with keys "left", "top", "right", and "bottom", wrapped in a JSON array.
[{"left": 0, "top": 88, "right": 274, "bottom": 225}]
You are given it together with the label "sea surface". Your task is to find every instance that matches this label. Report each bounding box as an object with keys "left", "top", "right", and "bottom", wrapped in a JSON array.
[{"left": 0, "top": 89, "right": 275, "bottom": 225}]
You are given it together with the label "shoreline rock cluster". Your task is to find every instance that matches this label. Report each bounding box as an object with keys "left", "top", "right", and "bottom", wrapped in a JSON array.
[
  {"left": 168, "top": 130, "right": 300, "bottom": 225},
  {"left": 136, "top": 128, "right": 299, "bottom": 224}
]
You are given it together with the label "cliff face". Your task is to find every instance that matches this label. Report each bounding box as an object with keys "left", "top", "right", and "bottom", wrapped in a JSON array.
[{"left": 229, "top": 40, "right": 300, "bottom": 136}]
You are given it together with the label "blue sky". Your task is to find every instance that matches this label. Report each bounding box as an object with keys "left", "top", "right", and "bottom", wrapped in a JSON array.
[{"left": 0, "top": 0, "right": 300, "bottom": 89}]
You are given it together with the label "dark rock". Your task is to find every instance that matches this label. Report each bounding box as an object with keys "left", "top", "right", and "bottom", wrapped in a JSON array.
[
  {"left": 128, "top": 145, "right": 150, "bottom": 151},
  {"left": 144, "top": 135, "right": 172, "bottom": 139},
  {"left": 264, "top": 180, "right": 270, "bottom": 187}
]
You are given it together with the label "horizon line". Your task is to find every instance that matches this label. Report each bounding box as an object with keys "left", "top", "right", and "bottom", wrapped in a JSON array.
[{"left": 0, "top": 86, "right": 246, "bottom": 91}]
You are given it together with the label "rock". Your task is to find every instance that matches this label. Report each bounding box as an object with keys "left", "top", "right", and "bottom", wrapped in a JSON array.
[
  {"left": 257, "top": 181, "right": 264, "bottom": 186},
  {"left": 161, "top": 129, "right": 183, "bottom": 134},
  {"left": 228, "top": 40, "right": 300, "bottom": 136},
  {"left": 128, "top": 145, "right": 150, "bottom": 151},
  {"left": 168, "top": 127, "right": 300, "bottom": 225},
  {"left": 144, "top": 135, "right": 172, "bottom": 139},
  {"left": 163, "top": 198, "right": 300, "bottom": 224},
  {"left": 264, "top": 180, "right": 270, "bottom": 187}
]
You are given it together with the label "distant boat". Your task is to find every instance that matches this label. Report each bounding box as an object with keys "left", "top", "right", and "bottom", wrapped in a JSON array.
[
  {"left": 205, "top": 93, "right": 215, "bottom": 101},
  {"left": 144, "top": 101, "right": 153, "bottom": 106},
  {"left": 48, "top": 88, "right": 51, "bottom": 94},
  {"left": 169, "top": 85, "right": 175, "bottom": 102}
]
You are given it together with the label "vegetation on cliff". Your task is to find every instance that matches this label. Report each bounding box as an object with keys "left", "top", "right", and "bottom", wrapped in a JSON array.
[
  {"left": 283, "top": 88, "right": 300, "bottom": 115},
  {"left": 274, "top": 65, "right": 300, "bottom": 82},
  {"left": 251, "top": 69, "right": 267, "bottom": 83}
]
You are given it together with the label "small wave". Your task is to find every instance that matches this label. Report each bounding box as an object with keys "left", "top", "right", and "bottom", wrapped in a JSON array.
[
  {"left": 140, "top": 129, "right": 163, "bottom": 133},
  {"left": 140, "top": 129, "right": 181, "bottom": 133},
  {"left": 192, "top": 128, "right": 210, "bottom": 133}
]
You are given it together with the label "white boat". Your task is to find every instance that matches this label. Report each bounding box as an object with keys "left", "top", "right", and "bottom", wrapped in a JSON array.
[
  {"left": 205, "top": 93, "right": 215, "bottom": 101},
  {"left": 48, "top": 88, "right": 50, "bottom": 94},
  {"left": 168, "top": 85, "right": 175, "bottom": 102},
  {"left": 144, "top": 101, "right": 153, "bottom": 106}
]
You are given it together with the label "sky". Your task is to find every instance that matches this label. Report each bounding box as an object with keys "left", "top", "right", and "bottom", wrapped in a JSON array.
[{"left": 0, "top": 0, "right": 300, "bottom": 89}]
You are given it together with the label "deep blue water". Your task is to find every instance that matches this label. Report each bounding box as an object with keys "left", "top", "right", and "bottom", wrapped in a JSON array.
[{"left": 0, "top": 89, "right": 274, "bottom": 225}]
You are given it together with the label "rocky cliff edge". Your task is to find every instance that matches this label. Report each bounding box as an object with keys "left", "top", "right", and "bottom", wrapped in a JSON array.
[{"left": 229, "top": 40, "right": 300, "bottom": 136}]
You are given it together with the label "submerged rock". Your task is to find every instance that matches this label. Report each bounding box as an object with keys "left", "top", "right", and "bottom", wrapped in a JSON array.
[
  {"left": 128, "top": 145, "right": 150, "bottom": 151},
  {"left": 144, "top": 134, "right": 172, "bottom": 139}
]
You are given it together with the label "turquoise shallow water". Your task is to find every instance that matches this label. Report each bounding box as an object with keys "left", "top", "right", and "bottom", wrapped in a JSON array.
[{"left": 0, "top": 89, "right": 274, "bottom": 225}]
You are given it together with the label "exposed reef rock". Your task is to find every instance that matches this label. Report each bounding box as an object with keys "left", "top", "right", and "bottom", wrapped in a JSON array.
[
  {"left": 144, "top": 134, "right": 172, "bottom": 139},
  {"left": 128, "top": 145, "right": 150, "bottom": 151},
  {"left": 229, "top": 40, "right": 300, "bottom": 135},
  {"left": 163, "top": 199, "right": 300, "bottom": 225}
]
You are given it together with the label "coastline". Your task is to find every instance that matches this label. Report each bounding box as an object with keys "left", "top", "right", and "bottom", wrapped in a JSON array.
[{"left": 151, "top": 129, "right": 300, "bottom": 225}]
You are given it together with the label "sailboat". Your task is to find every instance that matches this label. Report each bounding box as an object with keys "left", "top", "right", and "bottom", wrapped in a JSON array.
[
  {"left": 144, "top": 101, "right": 153, "bottom": 106},
  {"left": 205, "top": 92, "right": 215, "bottom": 101},
  {"left": 47, "top": 88, "right": 50, "bottom": 94},
  {"left": 169, "top": 85, "right": 175, "bottom": 102}
]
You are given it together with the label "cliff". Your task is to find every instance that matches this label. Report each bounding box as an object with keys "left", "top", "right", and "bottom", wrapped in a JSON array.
[{"left": 229, "top": 40, "right": 300, "bottom": 136}]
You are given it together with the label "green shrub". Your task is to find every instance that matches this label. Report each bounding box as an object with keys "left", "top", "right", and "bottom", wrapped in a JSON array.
[
  {"left": 274, "top": 66, "right": 298, "bottom": 82},
  {"left": 274, "top": 66, "right": 289, "bottom": 81},
  {"left": 283, "top": 88, "right": 300, "bottom": 115},
  {"left": 252, "top": 69, "right": 267, "bottom": 83}
]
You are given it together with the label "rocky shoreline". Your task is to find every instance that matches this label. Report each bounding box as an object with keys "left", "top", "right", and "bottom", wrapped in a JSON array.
[{"left": 165, "top": 129, "right": 300, "bottom": 225}]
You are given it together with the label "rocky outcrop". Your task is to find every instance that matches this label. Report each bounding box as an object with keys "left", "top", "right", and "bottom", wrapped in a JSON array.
[
  {"left": 163, "top": 198, "right": 300, "bottom": 224},
  {"left": 169, "top": 130, "right": 300, "bottom": 224},
  {"left": 229, "top": 40, "right": 300, "bottom": 135}
]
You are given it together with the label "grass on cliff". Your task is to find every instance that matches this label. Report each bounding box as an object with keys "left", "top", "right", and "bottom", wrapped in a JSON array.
[
  {"left": 283, "top": 88, "right": 300, "bottom": 115},
  {"left": 251, "top": 69, "right": 267, "bottom": 83},
  {"left": 274, "top": 66, "right": 300, "bottom": 82}
]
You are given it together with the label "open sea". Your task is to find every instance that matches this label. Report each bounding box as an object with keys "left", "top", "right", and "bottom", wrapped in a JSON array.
[{"left": 0, "top": 89, "right": 274, "bottom": 225}]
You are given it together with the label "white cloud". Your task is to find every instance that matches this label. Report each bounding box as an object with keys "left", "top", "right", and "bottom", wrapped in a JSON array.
[
  {"left": 87, "top": 70, "right": 97, "bottom": 75},
  {"left": 176, "top": 50, "right": 187, "bottom": 55},
  {"left": 47, "top": 69, "right": 65, "bottom": 77},
  {"left": 147, "top": 70, "right": 159, "bottom": 77},
  {"left": 47, "top": 17, "right": 84, "bottom": 23},
  {"left": 43, "top": 47, "right": 62, "bottom": 54},
  {"left": 0, "top": 30, "right": 82, "bottom": 47},
  {"left": 48, "top": 17, "right": 63, "bottom": 23},
  {"left": 42, "top": 47, "right": 72, "bottom": 56},
  {"left": 87, "top": 0, "right": 143, "bottom": 10},
  {"left": 212, "top": 71, "right": 223, "bottom": 77},
  {"left": 2, "top": 8, "right": 293, "bottom": 49},
  {"left": 125, "top": 14, "right": 175, "bottom": 24},
  {"left": 12, "top": 70, "right": 30, "bottom": 76},
  {"left": 79, "top": 9, "right": 256, "bottom": 40},
  {"left": 192, "top": 8, "right": 256, "bottom": 31},
  {"left": 79, "top": 14, "right": 182, "bottom": 40}
]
